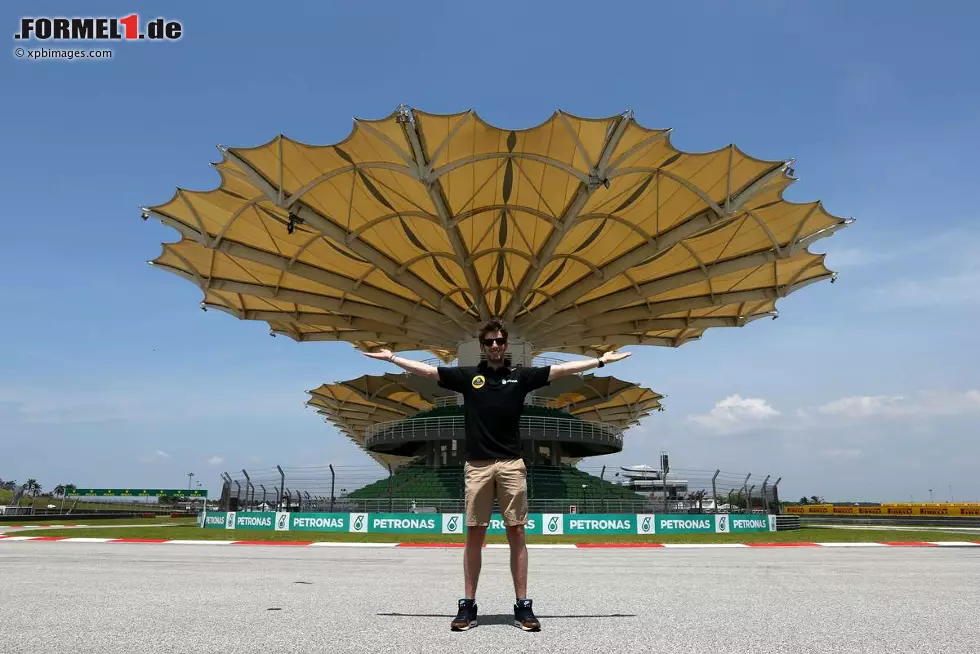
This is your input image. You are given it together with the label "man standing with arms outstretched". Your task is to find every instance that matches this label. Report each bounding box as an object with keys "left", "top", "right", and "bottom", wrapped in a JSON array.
[{"left": 362, "top": 318, "right": 631, "bottom": 632}]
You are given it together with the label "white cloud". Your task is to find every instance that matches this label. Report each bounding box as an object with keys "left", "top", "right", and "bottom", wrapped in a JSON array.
[
  {"left": 137, "top": 449, "right": 170, "bottom": 464},
  {"left": 818, "top": 395, "right": 904, "bottom": 418},
  {"left": 207, "top": 456, "right": 224, "bottom": 466},
  {"left": 824, "top": 248, "right": 884, "bottom": 268},
  {"left": 0, "top": 381, "right": 301, "bottom": 426},
  {"left": 817, "top": 390, "right": 980, "bottom": 420},
  {"left": 819, "top": 448, "right": 863, "bottom": 459},
  {"left": 688, "top": 394, "right": 780, "bottom": 433},
  {"left": 873, "top": 271, "right": 980, "bottom": 309},
  {"left": 864, "top": 229, "right": 980, "bottom": 310}
]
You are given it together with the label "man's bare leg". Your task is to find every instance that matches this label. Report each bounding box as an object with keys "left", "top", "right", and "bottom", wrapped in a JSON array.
[
  {"left": 505, "top": 524, "right": 527, "bottom": 598},
  {"left": 464, "top": 526, "right": 487, "bottom": 598}
]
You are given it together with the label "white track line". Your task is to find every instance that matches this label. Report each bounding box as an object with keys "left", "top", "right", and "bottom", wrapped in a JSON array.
[
  {"left": 1, "top": 538, "right": 978, "bottom": 549},
  {"left": 309, "top": 541, "right": 399, "bottom": 548},
  {"left": 661, "top": 543, "right": 750, "bottom": 548}
]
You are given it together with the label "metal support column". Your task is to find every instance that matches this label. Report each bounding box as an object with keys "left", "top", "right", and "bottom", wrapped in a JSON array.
[{"left": 712, "top": 470, "right": 719, "bottom": 512}]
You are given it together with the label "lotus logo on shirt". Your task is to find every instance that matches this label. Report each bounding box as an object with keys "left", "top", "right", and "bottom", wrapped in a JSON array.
[{"left": 471, "top": 375, "right": 485, "bottom": 389}]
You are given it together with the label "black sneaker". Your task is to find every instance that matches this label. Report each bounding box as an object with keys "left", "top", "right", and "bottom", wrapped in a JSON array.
[
  {"left": 450, "top": 599, "right": 477, "bottom": 631},
  {"left": 514, "top": 599, "right": 541, "bottom": 631}
]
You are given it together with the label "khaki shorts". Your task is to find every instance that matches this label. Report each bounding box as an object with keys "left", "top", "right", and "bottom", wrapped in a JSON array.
[{"left": 464, "top": 459, "right": 528, "bottom": 527}]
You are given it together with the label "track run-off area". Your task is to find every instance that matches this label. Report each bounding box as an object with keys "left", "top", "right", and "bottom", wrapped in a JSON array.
[{"left": 1, "top": 539, "right": 979, "bottom": 653}]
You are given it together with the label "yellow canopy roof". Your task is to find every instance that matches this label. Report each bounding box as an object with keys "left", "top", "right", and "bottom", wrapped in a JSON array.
[
  {"left": 144, "top": 106, "right": 851, "bottom": 358},
  {"left": 305, "top": 373, "right": 431, "bottom": 468}
]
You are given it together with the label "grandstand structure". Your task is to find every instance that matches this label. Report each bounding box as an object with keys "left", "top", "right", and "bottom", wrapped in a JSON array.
[
  {"left": 143, "top": 105, "right": 851, "bottom": 506},
  {"left": 305, "top": 364, "right": 663, "bottom": 469}
]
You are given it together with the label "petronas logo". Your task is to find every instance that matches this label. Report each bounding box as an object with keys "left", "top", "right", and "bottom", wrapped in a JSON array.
[
  {"left": 642, "top": 517, "right": 652, "bottom": 532},
  {"left": 448, "top": 516, "right": 459, "bottom": 531},
  {"left": 548, "top": 516, "right": 560, "bottom": 532},
  {"left": 354, "top": 515, "right": 365, "bottom": 531},
  {"left": 276, "top": 514, "right": 288, "bottom": 530}
]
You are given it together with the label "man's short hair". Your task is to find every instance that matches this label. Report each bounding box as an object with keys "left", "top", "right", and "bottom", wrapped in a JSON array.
[{"left": 479, "top": 317, "right": 508, "bottom": 342}]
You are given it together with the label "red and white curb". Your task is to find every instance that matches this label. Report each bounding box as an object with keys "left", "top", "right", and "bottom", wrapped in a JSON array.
[{"left": 1, "top": 536, "right": 979, "bottom": 549}]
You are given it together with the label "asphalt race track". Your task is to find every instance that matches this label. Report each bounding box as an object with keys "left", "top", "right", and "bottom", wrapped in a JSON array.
[{"left": 1, "top": 543, "right": 978, "bottom": 653}]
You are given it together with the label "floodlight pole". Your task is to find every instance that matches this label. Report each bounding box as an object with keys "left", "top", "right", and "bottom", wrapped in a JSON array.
[
  {"left": 277, "top": 466, "right": 286, "bottom": 511},
  {"left": 599, "top": 465, "right": 607, "bottom": 512},
  {"left": 242, "top": 470, "right": 252, "bottom": 511},
  {"left": 387, "top": 464, "right": 394, "bottom": 513},
  {"left": 712, "top": 470, "right": 720, "bottom": 512}
]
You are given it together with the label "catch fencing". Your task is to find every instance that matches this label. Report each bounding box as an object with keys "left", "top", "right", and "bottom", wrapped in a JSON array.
[{"left": 219, "top": 464, "right": 783, "bottom": 516}]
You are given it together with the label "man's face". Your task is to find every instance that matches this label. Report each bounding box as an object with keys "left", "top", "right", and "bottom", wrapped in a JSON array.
[{"left": 481, "top": 331, "right": 507, "bottom": 364}]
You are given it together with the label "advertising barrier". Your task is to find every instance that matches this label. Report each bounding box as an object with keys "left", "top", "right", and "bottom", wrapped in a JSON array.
[
  {"left": 785, "top": 503, "right": 980, "bottom": 517},
  {"left": 200, "top": 512, "right": 775, "bottom": 535}
]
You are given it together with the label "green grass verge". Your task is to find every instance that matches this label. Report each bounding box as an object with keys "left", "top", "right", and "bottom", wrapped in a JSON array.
[
  {"left": 0, "top": 489, "right": 178, "bottom": 513},
  {"left": 8, "top": 526, "right": 976, "bottom": 544},
  {"left": 3, "top": 517, "right": 195, "bottom": 526}
]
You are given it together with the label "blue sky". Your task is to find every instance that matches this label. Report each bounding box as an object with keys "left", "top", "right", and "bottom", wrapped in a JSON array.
[{"left": 2, "top": 1, "right": 978, "bottom": 502}]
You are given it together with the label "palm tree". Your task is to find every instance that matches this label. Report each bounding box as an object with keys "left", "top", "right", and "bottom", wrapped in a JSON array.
[
  {"left": 53, "top": 485, "right": 66, "bottom": 497},
  {"left": 24, "top": 479, "right": 42, "bottom": 511}
]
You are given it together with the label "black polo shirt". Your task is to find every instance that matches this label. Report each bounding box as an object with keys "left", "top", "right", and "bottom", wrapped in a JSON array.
[{"left": 437, "top": 362, "right": 551, "bottom": 461}]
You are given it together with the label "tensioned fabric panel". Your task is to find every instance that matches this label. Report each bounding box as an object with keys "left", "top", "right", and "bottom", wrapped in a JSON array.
[{"left": 145, "top": 106, "right": 850, "bottom": 359}]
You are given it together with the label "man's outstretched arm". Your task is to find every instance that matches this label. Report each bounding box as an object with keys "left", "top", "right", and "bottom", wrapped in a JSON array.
[
  {"left": 548, "top": 351, "right": 632, "bottom": 381},
  {"left": 361, "top": 348, "right": 440, "bottom": 380}
]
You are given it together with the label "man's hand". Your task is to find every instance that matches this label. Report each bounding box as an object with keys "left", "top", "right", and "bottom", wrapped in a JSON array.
[
  {"left": 600, "top": 351, "right": 632, "bottom": 364},
  {"left": 361, "top": 348, "right": 393, "bottom": 361}
]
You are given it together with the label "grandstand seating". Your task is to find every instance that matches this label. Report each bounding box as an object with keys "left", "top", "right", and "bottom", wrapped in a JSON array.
[{"left": 345, "top": 461, "right": 643, "bottom": 501}]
